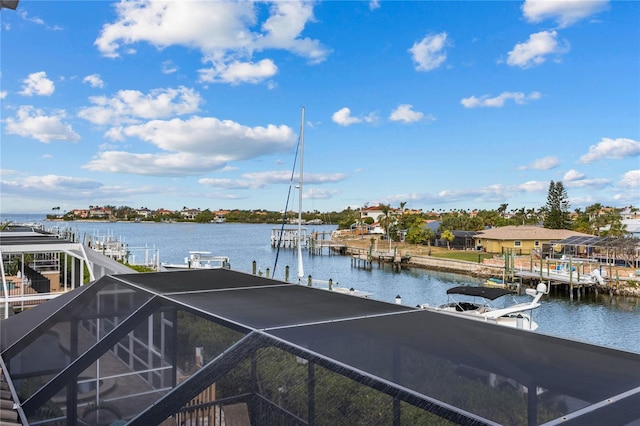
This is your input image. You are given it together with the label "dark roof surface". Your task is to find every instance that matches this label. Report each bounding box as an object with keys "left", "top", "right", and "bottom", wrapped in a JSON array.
[
  {"left": 556, "top": 235, "right": 640, "bottom": 247},
  {"left": 169, "top": 284, "right": 414, "bottom": 330},
  {"left": 1, "top": 268, "right": 638, "bottom": 425},
  {"left": 446, "top": 285, "right": 514, "bottom": 300}
]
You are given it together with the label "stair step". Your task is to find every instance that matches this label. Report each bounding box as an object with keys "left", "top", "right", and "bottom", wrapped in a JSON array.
[
  {"left": 0, "top": 398, "right": 15, "bottom": 409},
  {"left": 0, "top": 407, "right": 18, "bottom": 422}
]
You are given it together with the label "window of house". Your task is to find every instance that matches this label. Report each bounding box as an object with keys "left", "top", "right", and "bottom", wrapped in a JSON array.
[
  {"left": 534, "top": 241, "right": 540, "bottom": 247},
  {"left": 514, "top": 240, "right": 522, "bottom": 247}
]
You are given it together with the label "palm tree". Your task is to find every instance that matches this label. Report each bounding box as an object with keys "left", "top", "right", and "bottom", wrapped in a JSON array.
[
  {"left": 378, "top": 204, "right": 394, "bottom": 250},
  {"left": 442, "top": 229, "right": 454, "bottom": 250},
  {"left": 424, "top": 227, "right": 435, "bottom": 255}
]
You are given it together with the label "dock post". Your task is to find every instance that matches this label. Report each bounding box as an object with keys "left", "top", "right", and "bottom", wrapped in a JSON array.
[
  {"left": 308, "top": 275, "right": 312, "bottom": 287},
  {"left": 570, "top": 282, "right": 574, "bottom": 300},
  {"left": 266, "top": 268, "right": 270, "bottom": 278},
  {"left": 285, "top": 266, "right": 289, "bottom": 282},
  {"left": 328, "top": 279, "right": 333, "bottom": 290},
  {"left": 252, "top": 260, "right": 256, "bottom": 275}
]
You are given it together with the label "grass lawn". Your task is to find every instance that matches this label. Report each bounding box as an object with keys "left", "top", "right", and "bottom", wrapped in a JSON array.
[{"left": 429, "top": 250, "right": 493, "bottom": 263}]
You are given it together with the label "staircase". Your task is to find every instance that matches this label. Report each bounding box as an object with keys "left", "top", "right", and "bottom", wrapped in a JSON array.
[{"left": 0, "top": 368, "right": 20, "bottom": 425}]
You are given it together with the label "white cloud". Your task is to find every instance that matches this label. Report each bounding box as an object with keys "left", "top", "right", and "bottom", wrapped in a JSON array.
[
  {"left": 199, "top": 59, "right": 278, "bottom": 84},
  {"left": 0, "top": 175, "right": 102, "bottom": 198},
  {"left": 461, "top": 91, "right": 541, "bottom": 108},
  {"left": 332, "top": 107, "right": 362, "bottom": 126},
  {"left": 517, "top": 180, "right": 549, "bottom": 192},
  {"left": 369, "top": 0, "right": 381, "bottom": 11},
  {"left": 84, "top": 151, "right": 229, "bottom": 176},
  {"left": 564, "top": 177, "right": 611, "bottom": 189},
  {"left": 199, "top": 178, "right": 264, "bottom": 190},
  {"left": 434, "top": 181, "right": 548, "bottom": 204},
  {"left": 19, "top": 71, "right": 55, "bottom": 96},
  {"left": 84, "top": 116, "right": 296, "bottom": 176},
  {"left": 4, "top": 106, "right": 80, "bottom": 143},
  {"left": 78, "top": 86, "right": 202, "bottom": 125},
  {"left": 0, "top": 174, "right": 158, "bottom": 204},
  {"left": 199, "top": 171, "right": 346, "bottom": 191},
  {"left": 242, "top": 170, "right": 346, "bottom": 185},
  {"left": 519, "top": 156, "right": 559, "bottom": 170},
  {"left": 562, "top": 169, "right": 611, "bottom": 189},
  {"left": 522, "top": 0, "right": 609, "bottom": 28},
  {"left": 618, "top": 170, "right": 640, "bottom": 189},
  {"left": 578, "top": 137, "right": 640, "bottom": 164},
  {"left": 18, "top": 10, "right": 44, "bottom": 26},
  {"left": 409, "top": 32, "right": 448, "bottom": 72},
  {"left": 389, "top": 104, "right": 427, "bottom": 123},
  {"left": 563, "top": 169, "right": 585, "bottom": 181},
  {"left": 83, "top": 74, "right": 105, "bottom": 88},
  {"left": 162, "top": 60, "right": 178, "bottom": 74},
  {"left": 304, "top": 187, "right": 341, "bottom": 200},
  {"left": 95, "top": 1, "right": 329, "bottom": 85},
  {"left": 0, "top": 91, "right": 7, "bottom": 99},
  {"left": 506, "top": 31, "right": 569, "bottom": 68}
]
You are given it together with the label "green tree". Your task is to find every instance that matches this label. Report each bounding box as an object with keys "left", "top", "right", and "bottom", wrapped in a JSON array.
[
  {"left": 337, "top": 207, "right": 360, "bottom": 230},
  {"left": 405, "top": 218, "right": 429, "bottom": 245},
  {"left": 542, "top": 181, "right": 571, "bottom": 229},
  {"left": 441, "top": 229, "right": 454, "bottom": 250},
  {"left": 572, "top": 208, "right": 592, "bottom": 234},
  {"left": 586, "top": 203, "right": 605, "bottom": 235},
  {"left": 195, "top": 209, "right": 214, "bottom": 223},
  {"left": 602, "top": 210, "right": 627, "bottom": 237}
]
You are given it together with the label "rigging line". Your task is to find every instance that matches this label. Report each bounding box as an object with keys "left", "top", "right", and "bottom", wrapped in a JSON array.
[{"left": 273, "top": 130, "right": 302, "bottom": 278}]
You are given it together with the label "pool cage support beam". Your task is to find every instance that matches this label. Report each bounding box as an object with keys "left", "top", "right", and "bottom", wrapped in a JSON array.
[
  {"left": 66, "top": 315, "right": 79, "bottom": 423},
  {"left": 1, "top": 281, "right": 106, "bottom": 361},
  {"left": 308, "top": 361, "right": 315, "bottom": 426},
  {"left": 251, "top": 350, "right": 258, "bottom": 422},
  {"left": 128, "top": 333, "right": 266, "bottom": 426},
  {"left": 170, "top": 307, "right": 178, "bottom": 389},
  {"left": 21, "top": 297, "right": 162, "bottom": 418}
]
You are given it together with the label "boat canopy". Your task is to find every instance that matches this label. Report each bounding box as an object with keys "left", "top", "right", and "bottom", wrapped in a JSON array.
[{"left": 446, "top": 285, "right": 514, "bottom": 300}]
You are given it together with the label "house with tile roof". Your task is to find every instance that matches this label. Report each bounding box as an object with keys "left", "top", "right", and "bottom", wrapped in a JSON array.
[{"left": 473, "top": 225, "right": 591, "bottom": 255}]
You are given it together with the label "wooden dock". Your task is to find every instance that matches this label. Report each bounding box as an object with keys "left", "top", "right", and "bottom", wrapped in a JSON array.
[
  {"left": 348, "top": 248, "right": 410, "bottom": 271},
  {"left": 515, "top": 270, "right": 596, "bottom": 286}
]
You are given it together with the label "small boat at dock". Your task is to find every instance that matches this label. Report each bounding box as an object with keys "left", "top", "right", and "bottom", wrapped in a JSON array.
[
  {"left": 420, "top": 283, "right": 548, "bottom": 331},
  {"left": 161, "top": 251, "right": 230, "bottom": 270}
]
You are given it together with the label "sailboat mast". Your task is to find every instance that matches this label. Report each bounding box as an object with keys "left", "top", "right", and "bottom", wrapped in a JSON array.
[{"left": 297, "top": 107, "right": 305, "bottom": 281}]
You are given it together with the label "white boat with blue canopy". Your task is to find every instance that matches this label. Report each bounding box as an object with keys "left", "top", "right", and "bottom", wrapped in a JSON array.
[{"left": 421, "top": 283, "right": 548, "bottom": 330}]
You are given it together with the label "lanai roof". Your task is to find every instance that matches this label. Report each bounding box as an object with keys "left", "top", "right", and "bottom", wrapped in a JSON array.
[{"left": 1, "top": 268, "right": 638, "bottom": 425}]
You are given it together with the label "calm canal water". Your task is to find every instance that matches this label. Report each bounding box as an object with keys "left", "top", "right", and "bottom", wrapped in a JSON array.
[{"left": 4, "top": 217, "right": 640, "bottom": 354}]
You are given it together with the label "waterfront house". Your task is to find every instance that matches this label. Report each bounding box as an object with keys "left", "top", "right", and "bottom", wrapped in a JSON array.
[
  {"left": 474, "top": 225, "right": 590, "bottom": 255},
  {"left": 136, "top": 207, "right": 152, "bottom": 218},
  {"left": 89, "top": 206, "right": 113, "bottom": 219},
  {"left": 180, "top": 208, "right": 201, "bottom": 220},
  {"left": 436, "top": 230, "right": 479, "bottom": 250},
  {"left": 360, "top": 205, "right": 399, "bottom": 223}
]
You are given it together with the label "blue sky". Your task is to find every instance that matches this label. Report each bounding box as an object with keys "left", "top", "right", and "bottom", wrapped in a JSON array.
[{"left": 1, "top": 0, "right": 638, "bottom": 215}]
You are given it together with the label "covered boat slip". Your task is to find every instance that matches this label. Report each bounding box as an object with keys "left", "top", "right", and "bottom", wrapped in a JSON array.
[{"left": 0, "top": 269, "right": 638, "bottom": 425}]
